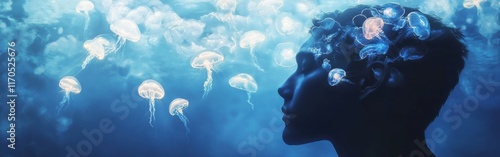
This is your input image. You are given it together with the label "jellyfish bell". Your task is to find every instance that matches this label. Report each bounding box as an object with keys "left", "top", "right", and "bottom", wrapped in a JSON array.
[
  {"left": 191, "top": 51, "right": 224, "bottom": 97},
  {"left": 379, "top": 2, "right": 405, "bottom": 23},
  {"left": 328, "top": 68, "right": 346, "bottom": 86},
  {"left": 273, "top": 42, "right": 298, "bottom": 67},
  {"left": 58, "top": 76, "right": 81, "bottom": 115},
  {"left": 240, "top": 30, "right": 266, "bottom": 71},
  {"left": 138, "top": 79, "right": 165, "bottom": 127},
  {"left": 216, "top": 0, "right": 237, "bottom": 14},
  {"left": 94, "top": 34, "right": 117, "bottom": 54},
  {"left": 82, "top": 39, "right": 106, "bottom": 69},
  {"left": 362, "top": 17, "right": 385, "bottom": 40},
  {"left": 110, "top": 18, "right": 141, "bottom": 51},
  {"left": 229, "top": 73, "right": 258, "bottom": 110},
  {"left": 407, "top": 12, "right": 430, "bottom": 40},
  {"left": 275, "top": 13, "right": 302, "bottom": 35}
]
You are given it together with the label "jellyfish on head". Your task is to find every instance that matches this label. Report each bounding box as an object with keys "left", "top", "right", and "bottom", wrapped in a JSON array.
[
  {"left": 169, "top": 98, "right": 190, "bottom": 135},
  {"left": 110, "top": 18, "right": 141, "bottom": 53},
  {"left": 76, "top": 0, "right": 94, "bottom": 37},
  {"left": 58, "top": 76, "right": 81, "bottom": 115},
  {"left": 362, "top": 17, "right": 385, "bottom": 40},
  {"left": 240, "top": 30, "right": 266, "bottom": 71},
  {"left": 81, "top": 39, "right": 106, "bottom": 69},
  {"left": 407, "top": 12, "right": 430, "bottom": 40},
  {"left": 379, "top": 2, "right": 405, "bottom": 23},
  {"left": 191, "top": 51, "right": 224, "bottom": 98},
  {"left": 138, "top": 79, "right": 165, "bottom": 127},
  {"left": 229, "top": 73, "right": 258, "bottom": 110},
  {"left": 328, "top": 68, "right": 351, "bottom": 86}
]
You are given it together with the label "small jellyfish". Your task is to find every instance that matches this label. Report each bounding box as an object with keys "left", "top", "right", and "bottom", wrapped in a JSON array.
[
  {"left": 169, "top": 98, "right": 190, "bottom": 134},
  {"left": 322, "top": 58, "right": 331, "bottom": 71},
  {"left": 407, "top": 12, "right": 430, "bottom": 40},
  {"left": 58, "top": 76, "right": 82, "bottom": 115},
  {"left": 379, "top": 2, "right": 405, "bottom": 23},
  {"left": 75, "top": 0, "right": 94, "bottom": 36},
  {"left": 273, "top": 42, "right": 298, "bottom": 67},
  {"left": 229, "top": 73, "right": 258, "bottom": 110},
  {"left": 191, "top": 51, "right": 224, "bottom": 98},
  {"left": 362, "top": 17, "right": 385, "bottom": 40},
  {"left": 81, "top": 39, "right": 106, "bottom": 69},
  {"left": 138, "top": 79, "right": 165, "bottom": 127},
  {"left": 463, "top": 0, "right": 485, "bottom": 10},
  {"left": 275, "top": 14, "right": 302, "bottom": 35},
  {"left": 240, "top": 30, "right": 266, "bottom": 71},
  {"left": 328, "top": 68, "right": 346, "bottom": 86},
  {"left": 359, "top": 43, "right": 389, "bottom": 59},
  {"left": 399, "top": 46, "right": 426, "bottom": 61},
  {"left": 110, "top": 18, "right": 141, "bottom": 52},
  {"left": 94, "top": 34, "right": 117, "bottom": 54}
]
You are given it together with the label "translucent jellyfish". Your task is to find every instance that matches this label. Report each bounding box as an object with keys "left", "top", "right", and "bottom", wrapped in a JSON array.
[
  {"left": 169, "top": 98, "right": 190, "bottom": 134},
  {"left": 359, "top": 43, "right": 389, "bottom": 59},
  {"left": 75, "top": 0, "right": 94, "bottom": 36},
  {"left": 229, "top": 73, "right": 258, "bottom": 110},
  {"left": 275, "top": 13, "right": 302, "bottom": 35},
  {"left": 126, "top": 6, "right": 152, "bottom": 25},
  {"left": 240, "top": 30, "right": 266, "bottom": 71},
  {"left": 58, "top": 76, "right": 82, "bottom": 115},
  {"left": 362, "top": 17, "right": 385, "bottom": 40},
  {"left": 322, "top": 58, "right": 331, "bottom": 71},
  {"left": 463, "top": 0, "right": 485, "bottom": 10},
  {"left": 379, "top": 2, "right": 405, "bottom": 23},
  {"left": 110, "top": 18, "right": 141, "bottom": 52},
  {"left": 94, "top": 34, "right": 117, "bottom": 54},
  {"left": 138, "top": 79, "right": 165, "bottom": 127},
  {"left": 81, "top": 39, "right": 106, "bottom": 69},
  {"left": 407, "top": 12, "right": 430, "bottom": 40},
  {"left": 399, "top": 47, "right": 426, "bottom": 61},
  {"left": 215, "top": 0, "right": 238, "bottom": 28},
  {"left": 191, "top": 51, "right": 224, "bottom": 98},
  {"left": 328, "top": 68, "right": 346, "bottom": 86},
  {"left": 273, "top": 42, "right": 298, "bottom": 67}
]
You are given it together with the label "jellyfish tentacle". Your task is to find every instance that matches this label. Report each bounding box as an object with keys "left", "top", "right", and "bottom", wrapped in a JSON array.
[
  {"left": 84, "top": 12, "right": 90, "bottom": 38},
  {"left": 246, "top": 92, "right": 254, "bottom": 110},
  {"left": 249, "top": 47, "right": 264, "bottom": 71},
  {"left": 177, "top": 110, "right": 190, "bottom": 135},
  {"left": 58, "top": 92, "right": 70, "bottom": 115},
  {"left": 81, "top": 55, "right": 94, "bottom": 69},
  {"left": 203, "top": 63, "right": 214, "bottom": 98},
  {"left": 148, "top": 97, "right": 156, "bottom": 127}
]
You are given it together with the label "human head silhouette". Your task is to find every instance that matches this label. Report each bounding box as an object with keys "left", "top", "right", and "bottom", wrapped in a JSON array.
[{"left": 278, "top": 3, "right": 467, "bottom": 157}]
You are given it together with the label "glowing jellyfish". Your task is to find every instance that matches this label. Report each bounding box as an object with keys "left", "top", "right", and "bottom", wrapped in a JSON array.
[
  {"left": 138, "top": 79, "right": 165, "bottom": 127},
  {"left": 58, "top": 76, "right": 81, "bottom": 115},
  {"left": 191, "top": 51, "right": 224, "bottom": 98},
  {"left": 399, "top": 47, "right": 425, "bottom": 61},
  {"left": 94, "top": 34, "right": 117, "bottom": 54},
  {"left": 169, "top": 98, "right": 190, "bottom": 134},
  {"left": 275, "top": 14, "right": 302, "bottom": 35},
  {"left": 463, "top": 0, "right": 485, "bottom": 10},
  {"left": 407, "top": 12, "right": 430, "bottom": 40},
  {"left": 328, "top": 68, "right": 346, "bottom": 86},
  {"left": 229, "top": 73, "right": 258, "bottom": 110},
  {"left": 75, "top": 0, "right": 94, "bottom": 36},
  {"left": 273, "top": 42, "right": 298, "bottom": 67},
  {"left": 82, "top": 39, "right": 106, "bottom": 69},
  {"left": 110, "top": 18, "right": 141, "bottom": 52},
  {"left": 359, "top": 43, "right": 389, "bottom": 59},
  {"left": 322, "top": 58, "right": 331, "bottom": 71},
  {"left": 379, "top": 2, "right": 405, "bottom": 23},
  {"left": 215, "top": 0, "right": 238, "bottom": 28},
  {"left": 240, "top": 30, "right": 266, "bottom": 71},
  {"left": 362, "top": 17, "right": 385, "bottom": 40}
]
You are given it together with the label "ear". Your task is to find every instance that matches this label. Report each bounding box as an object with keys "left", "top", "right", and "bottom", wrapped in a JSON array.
[{"left": 360, "top": 61, "right": 389, "bottom": 100}]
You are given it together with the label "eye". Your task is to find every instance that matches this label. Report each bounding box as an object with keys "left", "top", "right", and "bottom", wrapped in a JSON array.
[{"left": 301, "top": 58, "right": 316, "bottom": 73}]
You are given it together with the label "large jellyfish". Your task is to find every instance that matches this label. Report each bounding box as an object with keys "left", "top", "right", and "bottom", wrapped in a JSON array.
[
  {"left": 169, "top": 98, "right": 190, "bottom": 134},
  {"left": 75, "top": 0, "right": 94, "bottom": 36},
  {"left": 407, "top": 12, "right": 430, "bottom": 40},
  {"left": 273, "top": 42, "right": 298, "bottom": 67},
  {"left": 138, "top": 79, "right": 165, "bottom": 127},
  {"left": 58, "top": 76, "right": 82, "bottom": 115},
  {"left": 191, "top": 51, "right": 224, "bottom": 98},
  {"left": 81, "top": 39, "right": 106, "bottom": 69},
  {"left": 229, "top": 73, "right": 258, "bottom": 110},
  {"left": 240, "top": 30, "right": 266, "bottom": 71},
  {"left": 110, "top": 18, "right": 141, "bottom": 52}
]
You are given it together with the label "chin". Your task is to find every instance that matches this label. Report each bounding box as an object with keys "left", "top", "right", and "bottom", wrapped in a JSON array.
[{"left": 282, "top": 125, "right": 320, "bottom": 145}]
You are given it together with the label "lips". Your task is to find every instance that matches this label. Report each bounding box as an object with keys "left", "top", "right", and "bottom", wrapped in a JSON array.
[{"left": 282, "top": 106, "right": 297, "bottom": 124}]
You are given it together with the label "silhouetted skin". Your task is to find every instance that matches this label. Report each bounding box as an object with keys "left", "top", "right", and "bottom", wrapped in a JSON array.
[{"left": 279, "top": 5, "right": 467, "bottom": 157}]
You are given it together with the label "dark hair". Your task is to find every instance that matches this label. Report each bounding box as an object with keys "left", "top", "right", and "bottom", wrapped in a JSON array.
[{"left": 310, "top": 4, "right": 468, "bottom": 131}]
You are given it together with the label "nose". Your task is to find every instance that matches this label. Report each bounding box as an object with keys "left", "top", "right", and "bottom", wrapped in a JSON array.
[{"left": 278, "top": 83, "right": 293, "bottom": 100}]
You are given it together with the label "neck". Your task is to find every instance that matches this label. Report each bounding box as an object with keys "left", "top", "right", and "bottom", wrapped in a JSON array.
[{"left": 328, "top": 124, "right": 435, "bottom": 157}]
